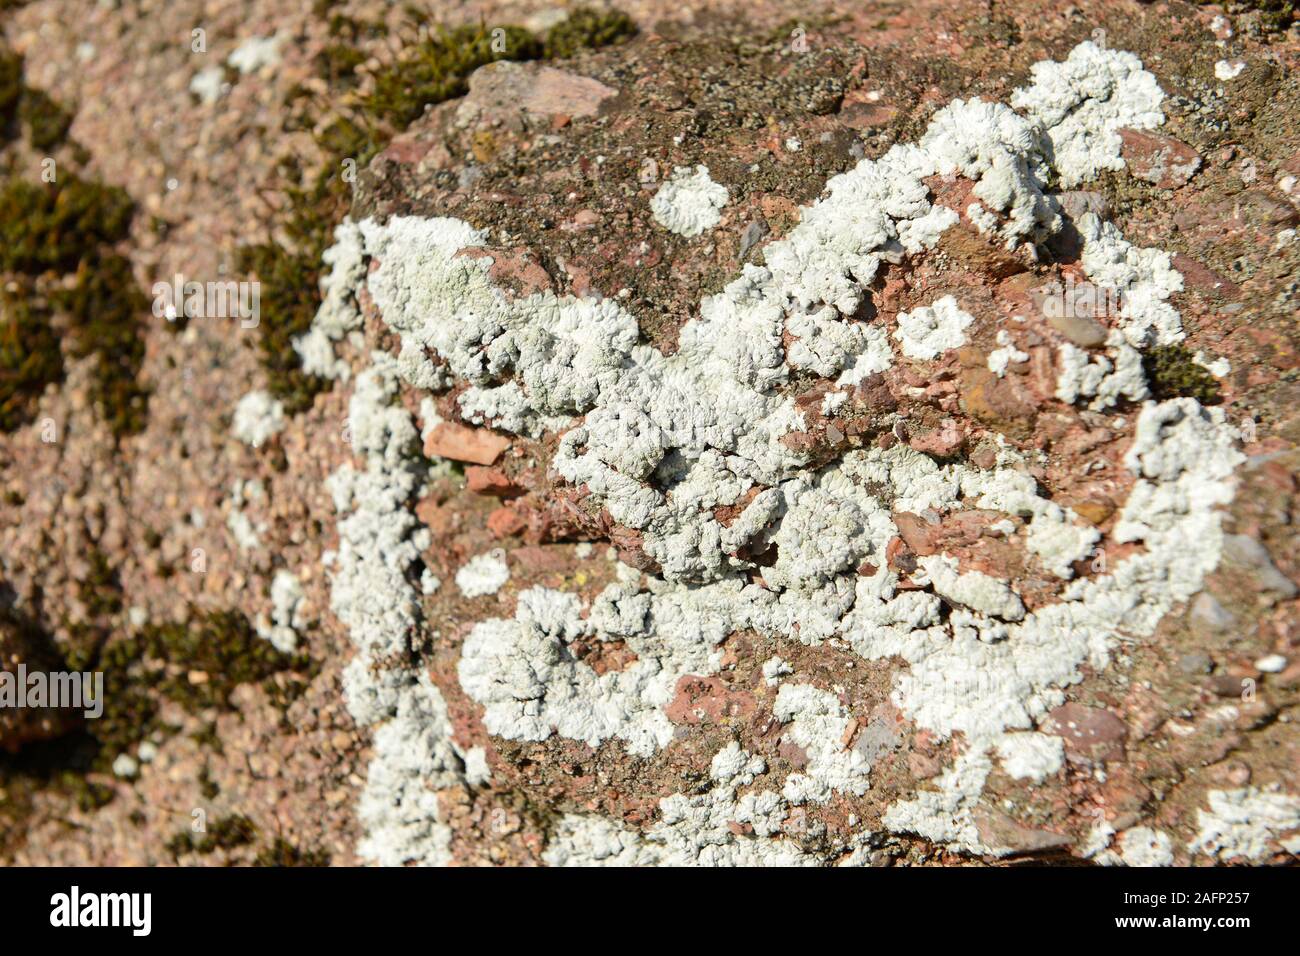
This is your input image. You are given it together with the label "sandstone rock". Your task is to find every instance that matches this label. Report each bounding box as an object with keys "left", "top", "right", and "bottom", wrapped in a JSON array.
[
  {"left": 466, "top": 466, "right": 524, "bottom": 498},
  {"left": 457, "top": 62, "right": 618, "bottom": 129},
  {"left": 1046, "top": 311, "right": 1109, "bottom": 347},
  {"left": 1118, "top": 128, "right": 1202, "bottom": 189},
  {"left": 1056, "top": 190, "right": 1109, "bottom": 221},
  {"left": 424, "top": 422, "right": 512, "bottom": 465},
  {"left": 1043, "top": 703, "right": 1128, "bottom": 766},
  {"left": 1222, "top": 534, "right": 1298, "bottom": 600}
]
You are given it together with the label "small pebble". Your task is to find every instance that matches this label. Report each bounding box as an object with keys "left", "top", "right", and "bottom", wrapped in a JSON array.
[{"left": 1255, "top": 654, "right": 1288, "bottom": 674}]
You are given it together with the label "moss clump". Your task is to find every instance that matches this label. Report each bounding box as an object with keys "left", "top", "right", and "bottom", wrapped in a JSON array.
[
  {"left": 0, "top": 45, "right": 77, "bottom": 152},
  {"left": 253, "top": 837, "right": 331, "bottom": 867},
  {"left": 56, "top": 255, "right": 151, "bottom": 436},
  {"left": 62, "top": 608, "right": 311, "bottom": 778},
  {"left": 197, "top": 761, "right": 220, "bottom": 799},
  {"left": 77, "top": 547, "right": 125, "bottom": 620},
  {"left": 61, "top": 545, "right": 128, "bottom": 677},
  {"left": 237, "top": 241, "right": 329, "bottom": 414},
  {"left": 18, "top": 86, "right": 75, "bottom": 152},
  {"left": 165, "top": 814, "right": 258, "bottom": 858},
  {"left": 1143, "top": 344, "right": 1222, "bottom": 404},
  {"left": 0, "top": 285, "right": 62, "bottom": 430},
  {"left": 135, "top": 610, "right": 310, "bottom": 713},
  {"left": 237, "top": 123, "right": 376, "bottom": 412},
  {"left": 0, "top": 175, "right": 150, "bottom": 438},
  {"left": 0, "top": 176, "right": 133, "bottom": 275},
  {"left": 0, "top": 46, "right": 20, "bottom": 141},
  {"left": 0, "top": 605, "right": 80, "bottom": 753},
  {"left": 1234, "top": 0, "right": 1297, "bottom": 32},
  {"left": 314, "top": 43, "right": 367, "bottom": 87},
  {"left": 0, "top": 603, "right": 113, "bottom": 852},
  {"left": 364, "top": 23, "right": 542, "bottom": 128},
  {"left": 543, "top": 6, "right": 637, "bottom": 59}
]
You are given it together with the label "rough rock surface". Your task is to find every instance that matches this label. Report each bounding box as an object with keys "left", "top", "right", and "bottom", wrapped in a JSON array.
[{"left": 1, "top": 1, "right": 1298, "bottom": 867}]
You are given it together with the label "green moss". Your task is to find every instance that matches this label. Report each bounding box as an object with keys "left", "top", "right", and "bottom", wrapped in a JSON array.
[
  {"left": 136, "top": 610, "right": 311, "bottom": 713},
  {"left": 1142, "top": 344, "right": 1222, "bottom": 404},
  {"left": 191, "top": 721, "right": 222, "bottom": 751},
  {"left": 60, "top": 608, "right": 311, "bottom": 781},
  {"left": 0, "top": 176, "right": 148, "bottom": 438},
  {"left": 238, "top": 114, "right": 383, "bottom": 411},
  {"left": 197, "top": 762, "right": 220, "bottom": 800},
  {"left": 58, "top": 543, "right": 125, "bottom": 674},
  {"left": 544, "top": 6, "right": 637, "bottom": 59},
  {"left": 0, "top": 46, "right": 20, "bottom": 142},
  {"left": 166, "top": 814, "right": 258, "bottom": 858},
  {"left": 0, "top": 176, "right": 133, "bottom": 275},
  {"left": 53, "top": 255, "right": 151, "bottom": 437},
  {"left": 19, "top": 86, "right": 75, "bottom": 152},
  {"left": 0, "top": 176, "right": 147, "bottom": 441},
  {"left": 0, "top": 44, "right": 77, "bottom": 152},
  {"left": 364, "top": 23, "right": 542, "bottom": 129},
  {"left": 0, "top": 285, "right": 62, "bottom": 430},
  {"left": 314, "top": 43, "right": 367, "bottom": 87},
  {"left": 237, "top": 244, "right": 324, "bottom": 413},
  {"left": 0, "top": 604, "right": 109, "bottom": 852},
  {"left": 1232, "top": 0, "right": 1297, "bottom": 32},
  {"left": 253, "top": 837, "right": 331, "bottom": 867}
]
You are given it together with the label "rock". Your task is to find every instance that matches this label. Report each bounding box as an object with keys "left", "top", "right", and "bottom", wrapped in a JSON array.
[
  {"left": 908, "top": 751, "right": 944, "bottom": 779},
  {"left": 909, "top": 419, "right": 964, "bottom": 457},
  {"left": 1245, "top": 190, "right": 1300, "bottom": 227},
  {"left": 938, "top": 221, "right": 1029, "bottom": 279},
  {"left": 466, "top": 466, "right": 524, "bottom": 498},
  {"left": 1207, "top": 674, "right": 1249, "bottom": 698},
  {"left": 1170, "top": 254, "right": 1241, "bottom": 297},
  {"left": 1056, "top": 190, "right": 1109, "bottom": 221},
  {"left": 850, "top": 373, "right": 897, "bottom": 414},
  {"left": 737, "top": 219, "right": 769, "bottom": 261},
  {"left": 839, "top": 101, "right": 899, "bottom": 130},
  {"left": 973, "top": 809, "right": 1072, "bottom": 855},
  {"left": 487, "top": 506, "right": 527, "bottom": 538},
  {"left": 424, "top": 422, "right": 512, "bottom": 465},
  {"left": 1042, "top": 703, "right": 1128, "bottom": 766},
  {"left": 1118, "top": 128, "right": 1202, "bottom": 189},
  {"left": 1046, "top": 310, "right": 1109, "bottom": 347},
  {"left": 511, "top": 545, "right": 571, "bottom": 574},
  {"left": 1072, "top": 499, "right": 1115, "bottom": 526},
  {"left": 457, "top": 62, "right": 618, "bottom": 129},
  {"left": 959, "top": 365, "right": 1039, "bottom": 434},
  {"left": 608, "top": 526, "right": 657, "bottom": 571},
  {"left": 665, "top": 675, "right": 757, "bottom": 725},
  {"left": 1222, "top": 534, "right": 1298, "bottom": 600},
  {"left": 1178, "top": 652, "right": 1213, "bottom": 675},
  {"left": 1190, "top": 592, "right": 1236, "bottom": 633},
  {"left": 885, "top": 534, "right": 919, "bottom": 574},
  {"left": 1255, "top": 654, "right": 1288, "bottom": 674},
  {"left": 778, "top": 739, "right": 809, "bottom": 769}
]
